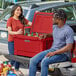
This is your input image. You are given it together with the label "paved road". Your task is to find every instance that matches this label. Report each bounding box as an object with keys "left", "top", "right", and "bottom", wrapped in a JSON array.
[
  {"left": 0, "top": 43, "right": 9, "bottom": 54},
  {"left": 20, "top": 67, "right": 51, "bottom": 76},
  {"left": 20, "top": 68, "right": 44, "bottom": 76}
]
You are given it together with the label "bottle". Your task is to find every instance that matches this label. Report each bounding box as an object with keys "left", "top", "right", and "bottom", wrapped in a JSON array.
[
  {"left": 28, "top": 33, "right": 31, "bottom": 36},
  {"left": 7, "top": 62, "right": 12, "bottom": 71},
  {"left": 2, "top": 61, "right": 11, "bottom": 76},
  {"left": 31, "top": 32, "right": 33, "bottom": 36},
  {"left": 0, "top": 61, "right": 4, "bottom": 76},
  {"left": 2, "top": 67, "right": 9, "bottom": 75},
  {"left": 24, "top": 32, "right": 26, "bottom": 35},
  {"left": 36, "top": 32, "right": 39, "bottom": 37},
  {"left": 11, "top": 66, "right": 15, "bottom": 72},
  {"left": 4, "top": 61, "right": 8, "bottom": 67},
  {"left": 11, "top": 66, "right": 17, "bottom": 74},
  {"left": 0, "top": 61, "right": 4, "bottom": 68},
  {"left": 26, "top": 25, "right": 29, "bottom": 26}
]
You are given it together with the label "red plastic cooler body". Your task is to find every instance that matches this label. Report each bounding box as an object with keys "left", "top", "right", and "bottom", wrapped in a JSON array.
[
  {"left": 14, "top": 12, "right": 53, "bottom": 57},
  {"left": 71, "top": 40, "right": 76, "bottom": 63},
  {"left": 14, "top": 35, "right": 53, "bottom": 57}
]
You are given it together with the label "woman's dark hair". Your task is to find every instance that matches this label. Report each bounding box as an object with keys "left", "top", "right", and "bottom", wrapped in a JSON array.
[
  {"left": 53, "top": 9, "right": 67, "bottom": 21},
  {"left": 10, "top": 4, "right": 26, "bottom": 26}
]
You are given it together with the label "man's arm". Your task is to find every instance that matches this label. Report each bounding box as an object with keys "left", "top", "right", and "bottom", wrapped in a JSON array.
[
  {"left": 46, "top": 33, "right": 52, "bottom": 37},
  {"left": 54, "top": 43, "right": 73, "bottom": 54},
  {"left": 39, "top": 33, "right": 52, "bottom": 39},
  {"left": 46, "top": 43, "right": 73, "bottom": 57}
]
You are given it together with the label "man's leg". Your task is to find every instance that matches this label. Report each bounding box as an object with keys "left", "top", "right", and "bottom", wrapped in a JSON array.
[
  {"left": 29, "top": 50, "right": 49, "bottom": 76},
  {"left": 41, "top": 54, "right": 68, "bottom": 76}
]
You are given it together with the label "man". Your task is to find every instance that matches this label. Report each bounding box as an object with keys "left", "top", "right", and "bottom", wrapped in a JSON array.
[{"left": 29, "top": 9, "right": 74, "bottom": 76}]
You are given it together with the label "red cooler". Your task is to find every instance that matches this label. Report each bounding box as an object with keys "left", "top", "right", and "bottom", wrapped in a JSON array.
[
  {"left": 71, "top": 40, "right": 76, "bottom": 63},
  {"left": 14, "top": 12, "right": 53, "bottom": 57}
]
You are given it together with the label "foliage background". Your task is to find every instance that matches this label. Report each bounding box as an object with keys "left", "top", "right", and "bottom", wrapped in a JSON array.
[{"left": 0, "top": 0, "right": 76, "bottom": 8}]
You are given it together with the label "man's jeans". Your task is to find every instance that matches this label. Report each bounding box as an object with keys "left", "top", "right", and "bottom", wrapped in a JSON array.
[
  {"left": 29, "top": 49, "right": 68, "bottom": 76},
  {"left": 8, "top": 42, "right": 20, "bottom": 70}
]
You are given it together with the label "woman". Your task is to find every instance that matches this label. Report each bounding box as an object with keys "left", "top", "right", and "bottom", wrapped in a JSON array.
[{"left": 7, "top": 4, "right": 32, "bottom": 70}]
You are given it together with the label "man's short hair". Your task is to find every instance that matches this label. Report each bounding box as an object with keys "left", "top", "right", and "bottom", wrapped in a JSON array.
[{"left": 53, "top": 9, "right": 67, "bottom": 21}]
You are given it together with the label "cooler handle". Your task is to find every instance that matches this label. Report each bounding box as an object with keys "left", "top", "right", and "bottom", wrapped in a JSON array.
[{"left": 24, "top": 40, "right": 30, "bottom": 42}]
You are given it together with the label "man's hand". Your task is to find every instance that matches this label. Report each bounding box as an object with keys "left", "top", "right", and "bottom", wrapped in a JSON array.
[
  {"left": 45, "top": 52, "right": 56, "bottom": 57},
  {"left": 39, "top": 34, "right": 47, "bottom": 39}
]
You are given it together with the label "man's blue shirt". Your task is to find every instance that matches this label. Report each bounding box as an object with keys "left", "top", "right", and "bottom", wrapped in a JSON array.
[{"left": 50, "top": 24, "right": 74, "bottom": 58}]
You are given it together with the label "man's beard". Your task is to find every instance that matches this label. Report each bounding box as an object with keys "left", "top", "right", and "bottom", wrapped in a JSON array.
[{"left": 53, "top": 22, "right": 58, "bottom": 25}]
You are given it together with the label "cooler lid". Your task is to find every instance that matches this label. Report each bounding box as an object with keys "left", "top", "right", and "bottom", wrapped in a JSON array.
[{"left": 31, "top": 12, "right": 53, "bottom": 34}]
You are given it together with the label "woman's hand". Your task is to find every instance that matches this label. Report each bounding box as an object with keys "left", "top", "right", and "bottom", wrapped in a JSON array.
[
  {"left": 28, "top": 22, "right": 32, "bottom": 26},
  {"left": 8, "top": 27, "right": 23, "bottom": 35},
  {"left": 16, "top": 29, "right": 23, "bottom": 34}
]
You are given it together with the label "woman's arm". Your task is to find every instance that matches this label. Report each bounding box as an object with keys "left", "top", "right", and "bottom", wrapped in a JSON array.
[{"left": 7, "top": 27, "right": 23, "bottom": 35}]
